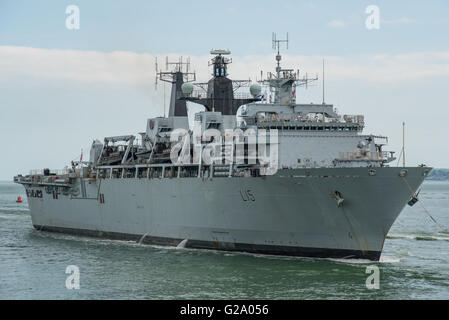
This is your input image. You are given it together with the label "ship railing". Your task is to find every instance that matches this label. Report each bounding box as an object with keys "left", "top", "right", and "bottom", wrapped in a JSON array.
[
  {"left": 95, "top": 162, "right": 263, "bottom": 179},
  {"left": 14, "top": 173, "right": 72, "bottom": 186},
  {"left": 234, "top": 92, "right": 254, "bottom": 99},
  {"left": 188, "top": 90, "right": 254, "bottom": 100},
  {"left": 29, "top": 168, "right": 70, "bottom": 176},
  {"left": 338, "top": 151, "right": 387, "bottom": 161},
  {"left": 13, "top": 168, "right": 74, "bottom": 185},
  {"left": 343, "top": 114, "right": 364, "bottom": 125}
]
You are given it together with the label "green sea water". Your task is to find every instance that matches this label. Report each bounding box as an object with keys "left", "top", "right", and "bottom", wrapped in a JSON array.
[{"left": 1, "top": 180, "right": 448, "bottom": 299}]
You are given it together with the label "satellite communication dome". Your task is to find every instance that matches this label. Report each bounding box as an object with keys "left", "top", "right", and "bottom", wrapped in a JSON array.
[
  {"left": 181, "top": 82, "right": 194, "bottom": 96},
  {"left": 250, "top": 83, "right": 262, "bottom": 97}
]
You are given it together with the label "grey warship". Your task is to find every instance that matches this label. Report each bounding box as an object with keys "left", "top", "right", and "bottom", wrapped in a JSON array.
[{"left": 14, "top": 35, "right": 430, "bottom": 260}]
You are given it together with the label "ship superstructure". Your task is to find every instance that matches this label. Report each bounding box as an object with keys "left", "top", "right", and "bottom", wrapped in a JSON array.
[{"left": 14, "top": 35, "right": 430, "bottom": 260}]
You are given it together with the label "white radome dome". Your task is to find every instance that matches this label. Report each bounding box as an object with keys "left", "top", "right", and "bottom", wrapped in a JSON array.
[
  {"left": 181, "top": 82, "right": 194, "bottom": 96},
  {"left": 250, "top": 83, "right": 261, "bottom": 97}
]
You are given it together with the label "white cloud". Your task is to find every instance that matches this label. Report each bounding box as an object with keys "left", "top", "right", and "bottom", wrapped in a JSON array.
[
  {"left": 1, "top": 46, "right": 448, "bottom": 89},
  {"left": 382, "top": 17, "right": 417, "bottom": 25},
  {"left": 0, "top": 46, "right": 154, "bottom": 85},
  {"left": 327, "top": 19, "right": 346, "bottom": 28}
]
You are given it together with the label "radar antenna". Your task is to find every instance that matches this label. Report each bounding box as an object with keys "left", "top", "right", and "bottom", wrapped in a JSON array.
[
  {"left": 272, "top": 32, "right": 288, "bottom": 78},
  {"left": 155, "top": 56, "right": 196, "bottom": 117},
  {"left": 258, "top": 33, "right": 318, "bottom": 105},
  {"left": 155, "top": 56, "right": 196, "bottom": 87},
  {"left": 182, "top": 50, "right": 260, "bottom": 115}
]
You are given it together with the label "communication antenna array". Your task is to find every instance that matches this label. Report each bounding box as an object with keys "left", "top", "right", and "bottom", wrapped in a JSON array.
[
  {"left": 272, "top": 32, "right": 289, "bottom": 52},
  {"left": 155, "top": 56, "right": 196, "bottom": 90}
]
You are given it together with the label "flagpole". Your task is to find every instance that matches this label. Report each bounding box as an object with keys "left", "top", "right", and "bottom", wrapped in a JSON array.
[{"left": 79, "top": 148, "right": 83, "bottom": 168}]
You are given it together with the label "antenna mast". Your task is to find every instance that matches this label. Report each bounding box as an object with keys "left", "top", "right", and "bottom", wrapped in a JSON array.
[
  {"left": 155, "top": 57, "right": 196, "bottom": 85},
  {"left": 258, "top": 33, "right": 318, "bottom": 105},
  {"left": 155, "top": 56, "right": 196, "bottom": 117},
  {"left": 322, "top": 59, "right": 325, "bottom": 104},
  {"left": 272, "top": 32, "right": 288, "bottom": 78},
  {"left": 154, "top": 57, "right": 158, "bottom": 90},
  {"left": 155, "top": 56, "right": 196, "bottom": 86},
  {"left": 402, "top": 122, "right": 406, "bottom": 167}
]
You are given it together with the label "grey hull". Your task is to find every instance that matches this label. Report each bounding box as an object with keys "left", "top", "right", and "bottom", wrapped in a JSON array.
[{"left": 23, "top": 167, "right": 428, "bottom": 260}]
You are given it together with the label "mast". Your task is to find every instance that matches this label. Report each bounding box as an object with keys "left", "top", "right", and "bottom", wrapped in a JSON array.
[
  {"left": 273, "top": 32, "right": 288, "bottom": 79},
  {"left": 402, "top": 122, "right": 406, "bottom": 167},
  {"left": 182, "top": 50, "right": 258, "bottom": 115},
  {"left": 258, "top": 33, "right": 318, "bottom": 105},
  {"left": 155, "top": 56, "right": 196, "bottom": 117},
  {"left": 322, "top": 59, "right": 325, "bottom": 105}
]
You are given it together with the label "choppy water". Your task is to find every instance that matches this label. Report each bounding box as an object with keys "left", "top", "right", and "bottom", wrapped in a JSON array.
[{"left": 1, "top": 180, "right": 449, "bottom": 299}]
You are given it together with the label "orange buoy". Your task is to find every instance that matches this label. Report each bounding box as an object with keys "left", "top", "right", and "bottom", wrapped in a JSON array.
[{"left": 16, "top": 196, "right": 23, "bottom": 203}]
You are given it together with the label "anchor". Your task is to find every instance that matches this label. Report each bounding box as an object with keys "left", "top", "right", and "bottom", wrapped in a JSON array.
[{"left": 407, "top": 189, "right": 420, "bottom": 207}]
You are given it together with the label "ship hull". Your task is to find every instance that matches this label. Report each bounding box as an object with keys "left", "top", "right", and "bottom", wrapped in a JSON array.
[{"left": 23, "top": 167, "right": 429, "bottom": 260}]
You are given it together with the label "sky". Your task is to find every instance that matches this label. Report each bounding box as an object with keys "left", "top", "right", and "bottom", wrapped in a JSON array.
[{"left": 0, "top": 0, "right": 448, "bottom": 179}]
